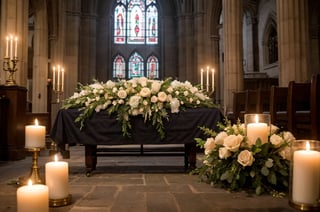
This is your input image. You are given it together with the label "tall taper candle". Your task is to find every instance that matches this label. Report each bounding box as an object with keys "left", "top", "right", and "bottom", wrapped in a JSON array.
[
  {"left": 212, "top": 69, "right": 215, "bottom": 92},
  {"left": 200, "top": 69, "right": 203, "bottom": 90},
  {"left": 14, "top": 37, "right": 18, "bottom": 58},
  {"left": 5, "top": 36, "right": 9, "bottom": 58},
  {"left": 52, "top": 66, "right": 56, "bottom": 90},
  {"left": 206, "top": 66, "right": 209, "bottom": 91}
]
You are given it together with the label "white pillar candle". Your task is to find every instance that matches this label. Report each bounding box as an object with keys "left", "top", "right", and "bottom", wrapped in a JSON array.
[
  {"left": 17, "top": 180, "right": 49, "bottom": 212},
  {"left": 292, "top": 142, "right": 320, "bottom": 204},
  {"left": 246, "top": 115, "right": 269, "bottom": 146},
  {"left": 200, "top": 68, "right": 204, "bottom": 90},
  {"left": 25, "top": 119, "right": 46, "bottom": 148},
  {"left": 45, "top": 155, "right": 69, "bottom": 199}
]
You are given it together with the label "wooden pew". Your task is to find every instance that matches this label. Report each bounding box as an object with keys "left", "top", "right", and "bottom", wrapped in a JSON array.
[
  {"left": 232, "top": 91, "right": 246, "bottom": 122},
  {"left": 245, "top": 90, "right": 258, "bottom": 114},
  {"left": 287, "top": 81, "right": 311, "bottom": 139},
  {"left": 257, "top": 89, "right": 271, "bottom": 114},
  {"left": 270, "top": 86, "right": 288, "bottom": 130},
  {"left": 311, "top": 74, "right": 320, "bottom": 140}
]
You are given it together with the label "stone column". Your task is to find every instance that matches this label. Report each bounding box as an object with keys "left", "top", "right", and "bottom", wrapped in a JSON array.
[
  {"left": 222, "top": 0, "right": 244, "bottom": 114},
  {"left": 277, "top": 0, "right": 309, "bottom": 86},
  {"left": 32, "top": 0, "right": 49, "bottom": 112}
]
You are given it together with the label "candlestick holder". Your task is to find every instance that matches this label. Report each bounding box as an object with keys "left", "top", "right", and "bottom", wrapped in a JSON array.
[
  {"left": 289, "top": 140, "right": 320, "bottom": 211},
  {"left": 49, "top": 194, "right": 72, "bottom": 207},
  {"left": 27, "top": 147, "right": 43, "bottom": 184},
  {"left": 3, "top": 57, "right": 18, "bottom": 86},
  {"left": 53, "top": 90, "right": 63, "bottom": 103}
]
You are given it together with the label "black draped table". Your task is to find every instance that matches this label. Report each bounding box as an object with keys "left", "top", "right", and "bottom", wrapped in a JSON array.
[{"left": 50, "top": 107, "right": 224, "bottom": 174}]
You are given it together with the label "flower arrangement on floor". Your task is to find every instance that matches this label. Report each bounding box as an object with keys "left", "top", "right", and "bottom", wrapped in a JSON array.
[
  {"left": 62, "top": 77, "right": 216, "bottom": 138},
  {"left": 193, "top": 119, "right": 295, "bottom": 196}
]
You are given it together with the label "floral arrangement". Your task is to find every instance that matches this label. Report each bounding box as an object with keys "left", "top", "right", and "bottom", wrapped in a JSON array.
[
  {"left": 193, "top": 119, "right": 295, "bottom": 196},
  {"left": 62, "top": 77, "right": 216, "bottom": 138}
]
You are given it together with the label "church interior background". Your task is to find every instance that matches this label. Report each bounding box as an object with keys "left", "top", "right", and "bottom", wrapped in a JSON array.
[{"left": 0, "top": 0, "right": 319, "bottom": 125}]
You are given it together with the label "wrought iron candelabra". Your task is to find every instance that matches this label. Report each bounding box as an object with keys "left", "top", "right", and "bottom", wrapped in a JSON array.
[{"left": 3, "top": 57, "right": 18, "bottom": 86}]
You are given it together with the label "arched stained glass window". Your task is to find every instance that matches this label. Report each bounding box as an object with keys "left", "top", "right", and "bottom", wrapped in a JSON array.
[
  {"left": 112, "top": 0, "right": 160, "bottom": 80},
  {"left": 113, "top": 0, "right": 158, "bottom": 45},
  {"left": 127, "top": 1, "right": 145, "bottom": 44},
  {"left": 267, "top": 27, "right": 278, "bottom": 64},
  {"left": 113, "top": 55, "right": 126, "bottom": 78},
  {"left": 146, "top": 55, "right": 159, "bottom": 79},
  {"left": 114, "top": 4, "right": 126, "bottom": 44},
  {"left": 128, "top": 52, "right": 144, "bottom": 78},
  {"left": 146, "top": 4, "right": 158, "bottom": 44}
]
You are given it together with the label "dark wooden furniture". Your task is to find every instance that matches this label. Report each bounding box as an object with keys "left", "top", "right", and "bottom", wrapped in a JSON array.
[
  {"left": 0, "top": 96, "right": 9, "bottom": 160},
  {"left": 311, "top": 74, "right": 320, "bottom": 140},
  {"left": 0, "top": 86, "right": 27, "bottom": 160},
  {"left": 287, "top": 81, "right": 311, "bottom": 139},
  {"left": 245, "top": 90, "right": 259, "bottom": 114},
  {"left": 50, "top": 107, "right": 224, "bottom": 174},
  {"left": 231, "top": 91, "right": 246, "bottom": 122},
  {"left": 270, "top": 86, "right": 288, "bottom": 130}
]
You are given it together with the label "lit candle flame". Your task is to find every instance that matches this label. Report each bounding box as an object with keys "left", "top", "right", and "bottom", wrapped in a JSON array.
[
  {"left": 255, "top": 114, "right": 259, "bottom": 123},
  {"left": 306, "top": 141, "right": 310, "bottom": 151},
  {"left": 28, "top": 179, "right": 32, "bottom": 186},
  {"left": 34, "top": 119, "right": 39, "bottom": 126},
  {"left": 54, "top": 154, "right": 58, "bottom": 162}
]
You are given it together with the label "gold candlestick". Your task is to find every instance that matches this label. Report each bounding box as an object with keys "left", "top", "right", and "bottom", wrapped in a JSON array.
[
  {"left": 3, "top": 57, "right": 18, "bottom": 86},
  {"left": 27, "top": 147, "right": 43, "bottom": 184}
]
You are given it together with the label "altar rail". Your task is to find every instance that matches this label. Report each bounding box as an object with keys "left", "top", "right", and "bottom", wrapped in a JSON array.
[{"left": 50, "top": 107, "right": 224, "bottom": 175}]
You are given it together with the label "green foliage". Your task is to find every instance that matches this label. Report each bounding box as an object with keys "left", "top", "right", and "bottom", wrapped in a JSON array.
[{"left": 193, "top": 119, "right": 295, "bottom": 195}]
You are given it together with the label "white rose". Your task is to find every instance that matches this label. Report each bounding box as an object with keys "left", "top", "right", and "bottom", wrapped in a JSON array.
[
  {"left": 184, "top": 91, "right": 189, "bottom": 96},
  {"left": 204, "top": 137, "right": 215, "bottom": 155},
  {"left": 219, "top": 147, "right": 231, "bottom": 159},
  {"left": 106, "top": 80, "right": 115, "bottom": 88},
  {"left": 223, "top": 134, "right": 243, "bottom": 152},
  {"left": 237, "top": 150, "right": 255, "bottom": 167},
  {"left": 117, "top": 90, "right": 127, "bottom": 99},
  {"left": 140, "top": 87, "right": 151, "bottom": 97},
  {"left": 151, "top": 95, "right": 158, "bottom": 103},
  {"left": 138, "top": 77, "right": 148, "bottom": 87},
  {"left": 151, "top": 81, "right": 161, "bottom": 93},
  {"left": 270, "top": 134, "right": 284, "bottom": 147},
  {"left": 270, "top": 124, "right": 279, "bottom": 134},
  {"left": 166, "top": 86, "right": 173, "bottom": 93},
  {"left": 170, "top": 98, "right": 180, "bottom": 113},
  {"left": 283, "top": 131, "right": 295, "bottom": 143},
  {"left": 215, "top": 131, "right": 228, "bottom": 145},
  {"left": 129, "top": 96, "right": 141, "bottom": 108},
  {"left": 279, "top": 146, "right": 291, "bottom": 160},
  {"left": 157, "top": 91, "right": 167, "bottom": 102}
]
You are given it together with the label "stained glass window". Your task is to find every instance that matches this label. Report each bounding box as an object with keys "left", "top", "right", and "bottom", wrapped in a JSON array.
[
  {"left": 114, "top": 4, "right": 126, "bottom": 44},
  {"left": 113, "top": 0, "right": 158, "bottom": 45},
  {"left": 128, "top": 52, "right": 144, "bottom": 78},
  {"left": 146, "top": 55, "right": 159, "bottom": 79},
  {"left": 112, "top": 0, "right": 160, "bottom": 80},
  {"left": 113, "top": 55, "right": 126, "bottom": 78}
]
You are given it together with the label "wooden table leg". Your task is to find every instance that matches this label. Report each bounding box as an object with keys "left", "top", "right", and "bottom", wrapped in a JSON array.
[
  {"left": 85, "top": 145, "right": 97, "bottom": 176},
  {"left": 185, "top": 143, "right": 196, "bottom": 171}
]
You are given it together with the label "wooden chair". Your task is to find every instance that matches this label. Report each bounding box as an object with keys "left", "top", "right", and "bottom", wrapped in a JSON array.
[
  {"left": 257, "top": 89, "right": 271, "bottom": 114},
  {"left": 269, "top": 86, "right": 288, "bottom": 130},
  {"left": 232, "top": 91, "right": 246, "bottom": 123},
  {"left": 311, "top": 74, "right": 320, "bottom": 140},
  {"left": 287, "top": 81, "right": 311, "bottom": 139},
  {"left": 245, "top": 90, "right": 259, "bottom": 114}
]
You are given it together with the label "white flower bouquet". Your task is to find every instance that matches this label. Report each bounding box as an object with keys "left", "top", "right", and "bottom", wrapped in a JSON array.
[
  {"left": 62, "top": 77, "right": 216, "bottom": 138},
  {"left": 193, "top": 119, "right": 295, "bottom": 195}
]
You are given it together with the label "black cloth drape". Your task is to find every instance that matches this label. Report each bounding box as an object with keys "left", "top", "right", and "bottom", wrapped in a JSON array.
[{"left": 50, "top": 107, "right": 224, "bottom": 145}]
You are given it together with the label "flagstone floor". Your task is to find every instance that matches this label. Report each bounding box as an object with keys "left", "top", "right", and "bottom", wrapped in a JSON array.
[{"left": 0, "top": 145, "right": 296, "bottom": 212}]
